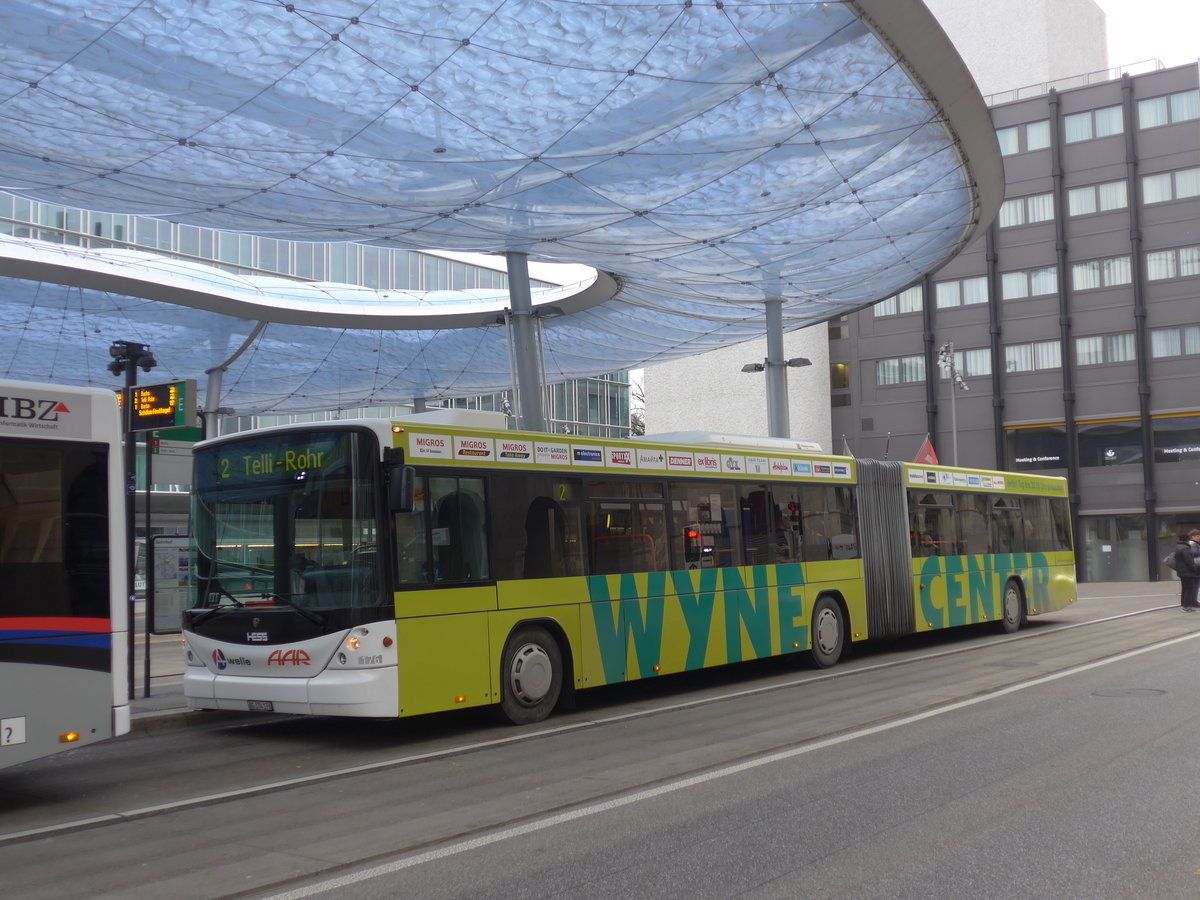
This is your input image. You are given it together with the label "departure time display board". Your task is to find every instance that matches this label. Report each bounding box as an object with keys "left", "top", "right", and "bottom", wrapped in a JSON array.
[{"left": 117, "top": 380, "right": 197, "bottom": 432}]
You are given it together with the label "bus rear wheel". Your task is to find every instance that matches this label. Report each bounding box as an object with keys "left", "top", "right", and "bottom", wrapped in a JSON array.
[
  {"left": 498, "top": 626, "right": 563, "bottom": 725},
  {"left": 804, "top": 595, "right": 844, "bottom": 669},
  {"left": 999, "top": 579, "right": 1025, "bottom": 634}
]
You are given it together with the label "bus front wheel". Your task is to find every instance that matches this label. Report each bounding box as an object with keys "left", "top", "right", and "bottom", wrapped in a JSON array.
[
  {"left": 805, "top": 595, "right": 844, "bottom": 669},
  {"left": 999, "top": 579, "right": 1025, "bottom": 634},
  {"left": 498, "top": 626, "right": 563, "bottom": 725}
]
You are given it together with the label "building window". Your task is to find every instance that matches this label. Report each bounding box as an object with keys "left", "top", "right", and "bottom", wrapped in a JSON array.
[
  {"left": 830, "top": 362, "right": 851, "bottom": 408},
  {"left": 830, "top": 362, "right": 850, "bottom": 390},
  {"left": 1150, "top": 325, "right": 1200, "bottom": 358},
  {"left": 1063, "top": 105, "right": 1124, "bottom": 143},
  {"left": 1138, "top": 89, "right": 1200, "bottom": 129},
  {"left": 1076, "top": 333, "right": 1135, "bottom": 366},
  {"left": 999, "top": 193, "right": 1054, "bottom": 227},
  {"left": 1071, "top": 255, "right": 1132, "bottom": 291},
  {"left": 873, "top": 285, "right": 922, "bottom": 317},
  {"left": 997, "top": 119, "right": 1051, "bottom": 156},
  {"left": 1146, "top": 246, "right": 1200, "bottom": 281},
  {"left": 829, "top": 315, "right": 849, "bottom": 340},
  {"left": 1067, "top": 180, "right": 1127, "bottom": 216},
  {"left": 934, "top": 275, "right": 987, "bottom": 308},
  {"left": 876, "top": 355, "right": 925, "bottom": 386},
  {"left": 1142, "top": 167, "right": 1200, "bottom": 204},
  {"left": 1001, "top": 266, "right": 1057, "bottom": 300},
  {"left": 1005, "top": 340, "right": 1061, "bottom": 373}
]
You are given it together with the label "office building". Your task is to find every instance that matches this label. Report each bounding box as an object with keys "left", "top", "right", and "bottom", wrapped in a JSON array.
[{"left": 832, "top": 62, "right": 1200, "bottom": 581}]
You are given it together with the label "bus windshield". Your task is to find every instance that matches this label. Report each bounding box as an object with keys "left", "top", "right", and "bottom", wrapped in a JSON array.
[{"left": 190, "top": 430, "right": 380, "bottom": 613}]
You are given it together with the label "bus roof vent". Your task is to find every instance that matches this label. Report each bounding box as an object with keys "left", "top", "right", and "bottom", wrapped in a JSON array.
[{"left": 635, "top": 430, "right": 824, "bottom": 453}]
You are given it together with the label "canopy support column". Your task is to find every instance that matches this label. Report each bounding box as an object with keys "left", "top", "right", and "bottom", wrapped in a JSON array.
[
  {"left": 506, "top": 252, "right": 547, "bottom": 432},
  {"left": 202, "top": 367, "right": 223, "bottom": 439},
  {"left": 765, "top": 298, "right": 789, "bottom": 439}
]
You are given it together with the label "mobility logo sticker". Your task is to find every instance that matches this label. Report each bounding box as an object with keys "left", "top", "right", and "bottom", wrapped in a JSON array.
[{"left": 813, "top": 463, "right": 831, "bottom": 477}]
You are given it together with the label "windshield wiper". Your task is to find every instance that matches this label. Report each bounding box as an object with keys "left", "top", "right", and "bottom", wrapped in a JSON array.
[
  {"left": 189, "top": 583, "right": 246, "bottom": 626},
  {"left": 260, "top": 592, "right": 327, "bottom": 626}
]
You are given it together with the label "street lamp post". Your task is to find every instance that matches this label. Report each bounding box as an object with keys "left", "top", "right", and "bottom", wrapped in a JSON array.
[{"left": 937, "top": 341, "right": 969, "bottom": 466}]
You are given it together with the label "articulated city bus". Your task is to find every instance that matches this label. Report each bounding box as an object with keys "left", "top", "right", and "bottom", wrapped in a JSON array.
[
  {"left": 0, "top": 379, "right": 130, "bottom": 768},
  {"left": 182, "top": 415, "right": 1076, "bottom": 724}
]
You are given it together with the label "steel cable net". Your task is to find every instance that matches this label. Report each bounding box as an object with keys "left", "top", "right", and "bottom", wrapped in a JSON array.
[{"left": 0, "top": 0, "right": 990, "bottom": 413}]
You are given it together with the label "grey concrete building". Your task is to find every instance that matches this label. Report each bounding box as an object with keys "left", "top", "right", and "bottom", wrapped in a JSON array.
[{"left": 833, "top": 62, "right": 1200, "bottom": 582}]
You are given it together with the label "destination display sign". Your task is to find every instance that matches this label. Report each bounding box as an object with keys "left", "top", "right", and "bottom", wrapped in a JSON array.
[{"left": 196, "top": 432, "right": 348, "bottom": 490}]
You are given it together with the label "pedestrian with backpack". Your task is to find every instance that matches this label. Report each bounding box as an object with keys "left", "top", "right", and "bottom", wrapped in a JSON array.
[{"left": 1172, "top": 531, "right": 1200, "bottom": 611}]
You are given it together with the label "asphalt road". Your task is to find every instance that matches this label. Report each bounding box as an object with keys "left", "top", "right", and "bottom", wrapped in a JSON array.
[{"left": 4, "top": 581, "right": 1198, "bottom": 900}]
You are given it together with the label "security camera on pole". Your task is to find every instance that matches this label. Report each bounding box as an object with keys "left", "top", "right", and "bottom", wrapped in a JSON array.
[{"left": 937, "top": 341, "right": 969, "bottom": 466}]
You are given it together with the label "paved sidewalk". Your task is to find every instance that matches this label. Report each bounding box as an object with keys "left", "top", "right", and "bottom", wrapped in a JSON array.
[{"left": 124, "top": 580, "right": 1182, "bottom": 736}]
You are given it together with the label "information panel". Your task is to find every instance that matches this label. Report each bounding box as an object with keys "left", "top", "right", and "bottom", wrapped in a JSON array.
[
  {"left": 150, "top": 535, "right": 192, "bottom": 634},
  {"left": 119, "top": 380, "right": 197, "bottom": 433}
]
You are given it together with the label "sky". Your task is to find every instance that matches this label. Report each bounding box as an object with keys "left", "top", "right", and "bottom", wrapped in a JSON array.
[{"left": 1093, "top": 0, "right": 1200, "bottom": 68}]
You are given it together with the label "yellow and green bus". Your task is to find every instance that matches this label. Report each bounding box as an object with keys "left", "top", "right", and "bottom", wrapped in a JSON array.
[{"left": 182, "top": 414, "right": 1076, "bottom": 724}]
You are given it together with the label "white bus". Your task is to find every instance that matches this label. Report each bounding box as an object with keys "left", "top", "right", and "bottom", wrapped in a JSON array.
[{"left": 0, "top": 379, "right": 130, "bottom": 769}]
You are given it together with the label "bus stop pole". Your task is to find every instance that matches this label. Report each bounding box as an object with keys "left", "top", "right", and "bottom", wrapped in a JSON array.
[
  {"left": 143, "top": 438, "right": 152, "bottom": 698},
  {"left": 123, "top": 374, "right": 137, "bottom": 703}
]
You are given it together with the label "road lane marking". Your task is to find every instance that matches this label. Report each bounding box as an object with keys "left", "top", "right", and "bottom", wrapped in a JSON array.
[{"left": 262, "top": 629, "right": 1200, "bottom": 899}]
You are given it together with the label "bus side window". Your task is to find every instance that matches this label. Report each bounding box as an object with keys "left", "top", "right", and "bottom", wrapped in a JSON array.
[
  {"left": 741, "top": 488, "right": 791, "bottom": 565},
  {"left": 430, "top": 476, "right": 489, "bottom": 583},
  {"left": 908, "top": 491, "right": 955, "bottom": 556},
  {"left": 487, "top": 473, "right": 584, "bottom": 581}
]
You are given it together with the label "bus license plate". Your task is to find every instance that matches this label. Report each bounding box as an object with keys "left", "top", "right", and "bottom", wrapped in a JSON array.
[{"left": 247, "top": 700, "right": 274, "bottom": 712}]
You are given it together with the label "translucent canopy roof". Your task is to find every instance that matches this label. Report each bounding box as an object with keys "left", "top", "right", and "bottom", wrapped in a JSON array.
[{"left": 0, "top": 0, "right": 1001, "bottom": 414}]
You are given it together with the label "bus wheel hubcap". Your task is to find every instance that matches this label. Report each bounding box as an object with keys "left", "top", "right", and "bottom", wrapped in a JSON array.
[
  {"left": 509, "top": 643, "right": 552, "bottom": 705},
  {"left": 815, "top": 608, "right": 839, "bottom": 654},
  {"left": 1005, "top": 587, "right": 1020, "bottom": 622}
]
